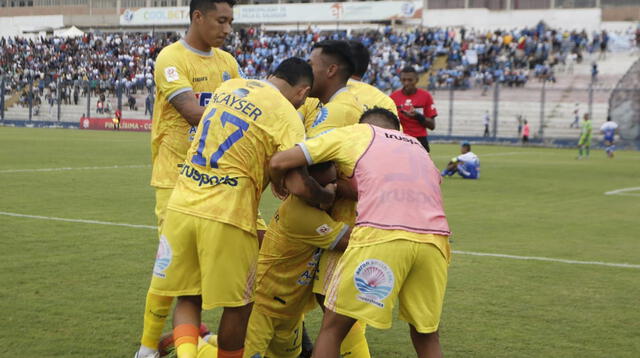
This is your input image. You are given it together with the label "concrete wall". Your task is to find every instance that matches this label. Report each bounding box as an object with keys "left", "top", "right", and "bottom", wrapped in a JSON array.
[
  {"left": 423, "top": 8, "right": 602, "bottom": 31},
  {"left": 0, "top": 15, "right": 64, "bottom": 37}
]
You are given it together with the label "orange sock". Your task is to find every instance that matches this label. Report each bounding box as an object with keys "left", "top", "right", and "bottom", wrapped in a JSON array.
[
  {"left": 174, "top": 324, "right": 199, "bottom": 358},
  {"left": 217, "top": 348, "right": 244, "bottom": 358}
]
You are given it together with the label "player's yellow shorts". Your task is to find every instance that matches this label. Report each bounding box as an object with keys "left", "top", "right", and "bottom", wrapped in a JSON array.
[
  {"left": 313, "top": 249, "right": 343, "bottom": 296},
  {"left": 154, "top": 187, "right": 173, "bottom": 233},
  {"left": 244, "top": 308, "right": 303, "bottom": 358},
  {"left": 149, "top": 209, "right": 258, "bottom": 309},
  {"left": 325, "top": 239, "right": 448, "bottom": 333}
]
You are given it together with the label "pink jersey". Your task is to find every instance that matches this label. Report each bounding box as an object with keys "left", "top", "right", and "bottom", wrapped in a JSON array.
[
  {"left": 523, "top": 124, "right": 530, "bottom": 136},
  {"left": 352, "top": 126, "right": 450, "bottom": 236}
]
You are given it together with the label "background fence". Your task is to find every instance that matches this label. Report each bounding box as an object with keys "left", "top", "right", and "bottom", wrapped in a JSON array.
[{"left": 1, "top": 73, "right": 639, "bottom": 144}]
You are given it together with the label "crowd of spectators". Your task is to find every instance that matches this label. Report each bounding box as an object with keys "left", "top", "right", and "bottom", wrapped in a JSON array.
[
  {"left": 0, "top": 32, "right": 173, "bottom": 112},
  {"left": 1, "top": 23, "right": 638, "bottom": 113}
]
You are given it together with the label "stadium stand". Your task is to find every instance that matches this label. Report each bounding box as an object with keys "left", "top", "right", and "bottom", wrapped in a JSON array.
[{"left": 1, "top": 25, "right": 638, "bottom": 140}]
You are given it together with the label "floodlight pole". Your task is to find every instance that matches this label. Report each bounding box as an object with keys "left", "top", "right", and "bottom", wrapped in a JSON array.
[
  {"left": 0, "top": 75, "right": 4, "bottom": 121},
  {"left": 86, "top": 81, "right": 91, "bottom": 121},
  {"left": 448, "top": 86, "right": 453, "bottom": 136},
  {"left": 539, "top": 80, "right": 545, "bottom": 139},
  {"left": 492, "top": 82, "right": 499, "bottom": 138},
  {"left": 57, "top": 77, "right": 61, "bottom": 122},
  {"left": 28, "top": 77, "right": 33, "bottom": 123}
]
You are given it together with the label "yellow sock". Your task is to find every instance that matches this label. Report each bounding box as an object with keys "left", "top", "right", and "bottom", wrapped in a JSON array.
[
  {"left": 174, "top": 324, "right": 199, "bottom": 358},
  {"left": 176, "top": 343, "right": 198, "bottom": 358},
  {"left": 340, "top": 321, "right": 370, "bottom": 358},
  {"left": 140, "top": 292, "right": 174, "bottom": 349},
  {"left": 197, "top": 337, "right": 218, "bottom": 358}
]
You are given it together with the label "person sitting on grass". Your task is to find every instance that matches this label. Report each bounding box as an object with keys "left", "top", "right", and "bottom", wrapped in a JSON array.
[{"left": 441, "top": 141, "right": 480, "bottom": 179}]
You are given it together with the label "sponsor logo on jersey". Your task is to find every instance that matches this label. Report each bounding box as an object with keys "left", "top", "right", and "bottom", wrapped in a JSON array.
[
  {"left": 316, "top": 224, "right": 333, "bottom": 235},
  {"left": 353, "top": 259, "right": 394, "bottom": 308},
  {"left": 188, "top": 125, "right": 197, "bottom": 142},
  {"left": 192, "top": 76, "right": 208, "bottom": 82},
  {"left": 180, "top": 163, "right": 239, "bottom": 187},
  {"left": 153, "top": 235, "right": 172, "bottom": 278},
  {"left": 194, "top": 92, "right": 213, "bottom": 107},
  {"left": 164, "top": 67, "right": 179, "bottom": 82}
]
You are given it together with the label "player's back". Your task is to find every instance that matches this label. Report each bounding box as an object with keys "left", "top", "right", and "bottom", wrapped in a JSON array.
[
  {"left": 255, "top": 195, "right": 347, "bottom": 319},
  {"left": 601, "top": 121, "right": 618, "bottom": 139},
  {"left": 347, "top": 78, "right": 398, "bottom": 116},
  {"left": 351, "top": 124, "right": 449, "bottom": 237},
  {"left": 151, "top": 40, "right": 240, "bottom": 188},
  {"left": 168, "top": 78, "right": 305, "bottom": 233}
]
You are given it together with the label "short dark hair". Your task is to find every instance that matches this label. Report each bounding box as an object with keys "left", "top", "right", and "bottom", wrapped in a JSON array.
[
  {"left": 359, "top": 107, "right": 400, "bottom": 130},
  {"left": 400, "top": 66, "right": 418, "bottom": 75},
  {"left": 271, "top": 57, "right": 314, "bottom": 88},
  {"left": 347, "top": 40, "right": 370, "bottom": 78},
  {"left": 189, "top": 0, "right": 236, "bottom": 21},
  {"left": 312, "top": 40, "right": 355, "bottom": 81}
]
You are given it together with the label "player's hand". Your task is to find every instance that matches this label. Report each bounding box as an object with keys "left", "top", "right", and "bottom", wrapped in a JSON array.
[
  {"left": 402, "top": 106, "right": 417, "bottom": 117},
  {"left": 319, "top": 183, "right": 337, "bottom": 210},
  {"left": 271, "top": 182, "right": 289, "bottom": 201}
]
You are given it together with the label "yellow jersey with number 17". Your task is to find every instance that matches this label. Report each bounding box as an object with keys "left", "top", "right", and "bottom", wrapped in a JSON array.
[
  {"left": 347, "top": 78, "right": 398, "bottom": 116},
  {"left": 167, "top": 79, "right": 305, "bottom": 235},
  {"left": 151, "top": 39, "right": 241, "bottom": 189}
]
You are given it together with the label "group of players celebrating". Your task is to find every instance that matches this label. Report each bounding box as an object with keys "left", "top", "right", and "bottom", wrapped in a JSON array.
[{"left": 135, "top": 1, "right": 451, "bottom": 358}]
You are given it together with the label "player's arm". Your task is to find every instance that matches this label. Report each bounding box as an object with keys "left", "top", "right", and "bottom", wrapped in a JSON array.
[
  {"left": 401, "top": 107, "right": 435, "bottom": 130},
  {"left": 155, "top": 52, "right": 204, "bottom": 126},
  {"left": 336, "top": 177, "right": 358, "bottom": 201},
  {"left": 270, "top": 150, "right": 336, "bottom": 208},
  {"left": 169, "top": 91, "right": 205, "bottom": 126}
]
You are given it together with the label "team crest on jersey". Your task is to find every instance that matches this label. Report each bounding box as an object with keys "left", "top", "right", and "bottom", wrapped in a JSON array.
[
  {"left": 153, "top": 235, "right": 172, "bottom": 278},
  {"left": 316, "top": 224, "right": 333, "bottom": 235},
  {"left": 353, "top": 259, "right": 394, "bottom": 308},
  {"left": 311, "top": 107, "right": 329, "bottom": 128},
  {"left": 164, "top": 67, "right": 179, "bottom": 82},
  {"left": 222, "top": 71, "right": 231, "bottom": 81}
]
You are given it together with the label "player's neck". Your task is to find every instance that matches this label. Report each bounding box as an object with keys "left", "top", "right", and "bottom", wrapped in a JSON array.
[
  {"left": 320, "top": 82, "right": 347, "bottom": 104},
  {"left": 183, "top": 30, "right": 211, "bottom": 53},
  {"left": 402, "top": 88, "right": 417, "bottom": 96}
]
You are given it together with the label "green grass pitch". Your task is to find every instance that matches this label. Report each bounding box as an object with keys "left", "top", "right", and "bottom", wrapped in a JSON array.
[{"left": 0, "top": 126, "right": 639, "bottom": 357}]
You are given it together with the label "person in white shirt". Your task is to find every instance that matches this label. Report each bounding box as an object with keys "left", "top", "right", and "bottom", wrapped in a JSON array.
[
  {"left": 441, "top": 141, "right": 480, "bottom": 179},
  {"left": 600, "top": 116, "right": 619, "bottom": 158}
]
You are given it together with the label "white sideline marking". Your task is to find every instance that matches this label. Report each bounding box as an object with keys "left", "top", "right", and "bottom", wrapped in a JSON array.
[
  {"left": 604, "top": 187, "right": 640, "bottom": 197},
  {"left": 0, "top": 164, "right": 150, "bottom": 174},
  {"left": 453, "top": 250, "right": 640, "bottom": 269},
  {"left": 2, "top": 210, "right": 638, "bottom": 269},
  {"left": 0, "top": 211, "right": 156, "bottom": 230}
]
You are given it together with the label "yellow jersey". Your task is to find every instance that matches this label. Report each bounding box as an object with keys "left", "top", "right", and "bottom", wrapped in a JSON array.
[
  {"left": 167, "top": 79, "right": 305, "bottom": 234},
  {"left": 151, "top": 39, "right": 242, "bottom": 188},
  {"left": 297, "top": 97, "right": 322, "bottom": 128},
  {"left": 254, "top": 195, "right": 349, "bottom": 319},
  {"left": 298, "top": 123, "right": 450, "bottom": 259},
  {"left": 305, "top": 88, "right": 362, "bottom": 138},
  {"left": 346, "top": 78, "right": 398, "bottom": 116},
  {"left": 304, "top": 88, "right": 363, "bottom": 227}
]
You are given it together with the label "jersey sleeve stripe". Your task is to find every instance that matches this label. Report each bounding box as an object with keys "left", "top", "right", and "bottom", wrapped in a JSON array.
[
  {"left": 166, "top": 87, "right": 193, "bottom": 102},
  {"left": 328, "top": 224, "right": 350, "bottom": 250},
  {"left": 297, "top": 143, "right": 313, "bottom": 165}
]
